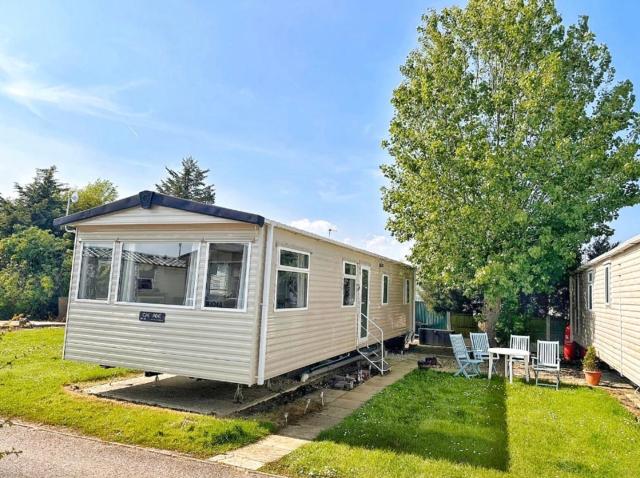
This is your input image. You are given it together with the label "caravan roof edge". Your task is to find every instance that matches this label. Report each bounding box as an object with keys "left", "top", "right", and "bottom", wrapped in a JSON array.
[{"left": 53, "top": 190, "right": 265, "bottom": 227}]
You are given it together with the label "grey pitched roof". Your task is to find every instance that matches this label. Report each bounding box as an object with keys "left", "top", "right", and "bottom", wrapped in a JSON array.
[{"left": 53, "top": 190, "right": 265, "bottom": 227}]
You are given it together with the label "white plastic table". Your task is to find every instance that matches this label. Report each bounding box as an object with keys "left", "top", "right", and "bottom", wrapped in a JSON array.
[{"left": 488, "top": 347, "right": 530, "bottom": 383}]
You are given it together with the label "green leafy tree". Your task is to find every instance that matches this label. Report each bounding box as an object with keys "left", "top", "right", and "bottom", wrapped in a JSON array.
[
  {"left": 71, "top": 179, "right": 118, "bottom": 213},
  {"left": 0, "top": 166, "right": 67, "bottom": 237},
  {"left": 156, "top": 157, "right": 216, "bottom": 203},
  {"left": 0, "top": 227, "right": 70, "bottom": 320},
  {"left": 381, "top": 0, "right": 640, "bottom": 338},
  {"left": 583, "top": 234, "right": 619, "bottom": 261}
]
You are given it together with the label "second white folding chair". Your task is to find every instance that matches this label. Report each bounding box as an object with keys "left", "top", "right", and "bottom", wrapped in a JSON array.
[
  {"left": 509, "top": 335, "right": 530, "bottom": 380},
  {"left": 532, "top": 340, "right": 561, "bottom": 390},
  {"left": 470, "top": 332, "right": 498, "bottom": 373}
]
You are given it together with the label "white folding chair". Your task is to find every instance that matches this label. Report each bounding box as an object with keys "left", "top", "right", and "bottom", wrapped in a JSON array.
[
  {"left": 509, "top": 335, "right": 530, "bottom": 380},
  {"left": 470, "top": 332, "right": 498, "bottom": 373},
  {"left": 450, "top": 334, "right": 483, "bottom": 379},
  {"left": 532, "top": 341, "right": 561, "bottom": 390}
]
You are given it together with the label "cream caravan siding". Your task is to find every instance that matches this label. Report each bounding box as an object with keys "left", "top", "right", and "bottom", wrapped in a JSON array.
[
  {"left": 72, "top": 205, "right": 241, "bottom": 226},
  {"left": 64, "top": 220, "right": 263, "bottom": 385},
  {"left": 574, "top": 244, "right": 640, "bottom": 386},
  {"left": 263, "top": 226, "right": 413, "bottom": 380}
]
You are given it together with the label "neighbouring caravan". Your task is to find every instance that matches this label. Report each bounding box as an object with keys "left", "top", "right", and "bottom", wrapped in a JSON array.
[
  {"left": 570, "top": 233, "right": 640, "bottom": 386},
  {"left": 54, "top": 191, "right": 415, "bottom": 386}
]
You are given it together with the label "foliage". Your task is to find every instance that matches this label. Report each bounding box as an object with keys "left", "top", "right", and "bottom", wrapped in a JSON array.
[
  {"left": 423, "top": 286, "right": 482, "bottom": 314},
  {"left": 494, "top": 298, "right": 529, "bottom": 344},
  {"left": 583, "top": 345, "right": 599, "bottom": 372},
  {"left": 381, "top": 0, "right": 640, "bottom": 310},
  {"left": 0, "top": 166, "right": 67, "bottom": 237},
  {"left": 583, "top": 234, "right": 619, "bottom": 261},
  {"left": 0, "top": 329, "right": 274, "bottom": 456},
  {"left": 267, "top": 369, "right": 640, "bottom": 478},
  {"left": 0, "top": 227, "right": 70, "bottom": 320},
  {"left": 71, "top": 178, "right": 118, "bottom": 212},
  {"left": 156, "top": 156, "right": 216, "bottom": 203}
]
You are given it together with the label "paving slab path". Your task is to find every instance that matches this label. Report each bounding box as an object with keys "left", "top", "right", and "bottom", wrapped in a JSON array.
[
  {"left": 210, "top": 355, "right": 418, "bottom": 470},
  {"left": 0, "top": 420, "right": 275, "bottom": 478}
]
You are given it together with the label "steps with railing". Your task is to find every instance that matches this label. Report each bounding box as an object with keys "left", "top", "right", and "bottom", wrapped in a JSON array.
[{"left": 357, "top": 312, "right": 390, "bottom": 374}]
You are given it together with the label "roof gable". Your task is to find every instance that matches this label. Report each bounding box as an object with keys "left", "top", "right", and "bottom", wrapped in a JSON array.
[{"left": 53, "top": 191, "right": 265, "bottom": 227}]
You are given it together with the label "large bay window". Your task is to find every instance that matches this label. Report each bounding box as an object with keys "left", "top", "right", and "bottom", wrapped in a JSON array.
[
  {"left": 117, "top": 242, "right": 199, "bottom": 306},
  {"left": 77, "top": 241, "right": 113, "bottom": 301},
  {"left": 204, "top": 243, "right": 250, "bottom": 310},
  {"left": 342, "top": 261, "right": 357, "bottom": 306},
  {"left": 276, "top": 248, "right": 309, "bottom": 309}
]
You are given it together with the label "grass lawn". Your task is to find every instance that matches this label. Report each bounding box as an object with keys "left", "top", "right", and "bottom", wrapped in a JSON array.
[
  {"left": 0, "top": 328, "right": 273, "bottom": 457},
  {"left": 266, "top": 369, "right": 640, "bottom": 478}
]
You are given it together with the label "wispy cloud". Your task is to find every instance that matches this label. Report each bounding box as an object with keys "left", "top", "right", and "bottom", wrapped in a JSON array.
[
  {"left": 290, "top": 218, "right": 338, "bottom": 237},
  {"left": 0, "top": 49, "right": 147, "bottom": 124},
  {"left": 288, "top": 217, "right": 411, "bottom": 261},
  {"left": 1, "top": 80, "right": 147, "bottom": 122},
  {"left": 361, "top": 234, "right": 413, "bottom": 261},
  {"left": 316, "top": 178, "right": 359, "bottom": 203}
]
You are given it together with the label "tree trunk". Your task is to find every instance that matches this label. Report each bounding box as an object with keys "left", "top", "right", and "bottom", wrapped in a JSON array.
[{"left": 481, "top": 297, "right": 501, "bottom": 345}]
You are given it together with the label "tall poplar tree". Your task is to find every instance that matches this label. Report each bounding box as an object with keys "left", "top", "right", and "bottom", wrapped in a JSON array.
[{"left": 382, "top": 0, "right": 640, "bottom": 338}]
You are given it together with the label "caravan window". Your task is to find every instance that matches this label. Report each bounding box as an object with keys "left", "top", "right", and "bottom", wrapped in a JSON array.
[
  {"left": 77, "top": 242, "right": 113, "bottom": 301},
  {"left": 382, "top": 274, "right": 389, "bottom": 305},
  {"left": 342, "top": 261, "right": 357, "bottom": 306},
  {"left": 117, "top": 242, "right": 199, "bottom": 307},
  {"left": 403, "top": 278, "right": 410, "bottom": 305},
  {"left": 203, "top": 243, "right": 250, "bottom": 310},
  {"left": 587, "top": 271, "right": 593, "bottom": 311},
  {"left": 276, "top": 248, "right": 309, "bottom": 310},
  {"left": 604, "top": 264, "right": 611, "bottom": 305}
]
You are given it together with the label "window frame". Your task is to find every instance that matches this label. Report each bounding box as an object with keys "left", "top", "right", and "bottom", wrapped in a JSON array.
[
  {"left": 587, "top": 270, "right": 593, "bottom": 311},
  {"left": 274, "top": 246, "right": 310, "bottom": 312},
  {"left": 381, "top": 274, "right": 389, "bottom": 305},
  {"left": 75, "top": 240, "right": 116, "bottom": 304},
  {"left": 201, "top": 241, "right": 252, "bottom": 313},
  {"left": 403, "top": 278, "right": 410, "bottom": 305},
  {"left": 604, "top": 263, "right": 611, "bottom": 306},
  {"left": 341, "top": 260, "right": 357, "bottom": 308},
  {"left": 114, "top": 240, "right": 201, "bottom": 310}
]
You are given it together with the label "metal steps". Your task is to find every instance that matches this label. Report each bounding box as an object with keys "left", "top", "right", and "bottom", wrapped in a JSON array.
[{"left": 356, "top": 313, "right": 390, "bottom": 374}]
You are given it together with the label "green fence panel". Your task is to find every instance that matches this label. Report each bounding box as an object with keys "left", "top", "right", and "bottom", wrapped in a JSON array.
[{"left": 415, "top": 301, "right": 448, "bottom": 330}]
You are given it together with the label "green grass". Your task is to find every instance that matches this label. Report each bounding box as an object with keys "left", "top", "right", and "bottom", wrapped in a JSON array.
[
  {"left": 0, "top": 328, "right": 273, "bottom": 457},
  {"left": 265, "top": 369, "right": 640, "bottom": 478}
]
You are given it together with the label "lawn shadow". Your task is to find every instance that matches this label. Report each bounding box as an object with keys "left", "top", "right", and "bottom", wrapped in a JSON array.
[{"left": 318, "top": 370, "right": 510, "bottom": 471}]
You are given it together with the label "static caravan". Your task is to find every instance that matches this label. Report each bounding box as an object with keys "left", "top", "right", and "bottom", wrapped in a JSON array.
[
  {"left": 570, "top": 233, "right": 640, "bottom": 386},
  {"left": 54, "top": 191, "right": 415, "bottom": 386}
]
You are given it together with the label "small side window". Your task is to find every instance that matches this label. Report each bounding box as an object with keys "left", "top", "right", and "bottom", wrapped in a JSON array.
[
  {"left": 587, "top": 271, "right": 593, "bottom": 311},
  {"left": 604, "top": 264, "right": 611, "bottom": 305},
  {"left": 342, "top": 261, "right": 357, "bottom": 307},
  {"left": 276, "top": 248, "right": 310, "bottom": 310},
  {"left": 403, "top": 278, "right": 410, "bottom": 305},
  {"left": 382, "top": 274, "right": 389, "bottom": 305}
]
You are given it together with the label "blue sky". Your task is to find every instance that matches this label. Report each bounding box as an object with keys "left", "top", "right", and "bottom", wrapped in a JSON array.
[{"left": 0, "top": 1, "right": 638, "bottom": 259}]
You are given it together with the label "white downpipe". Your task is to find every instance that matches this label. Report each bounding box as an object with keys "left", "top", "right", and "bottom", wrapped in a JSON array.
[
  {"left": 257, "top": 222, "right": 274, "bottom": 385},
  {"left": 411, "top": 269, "right": 416, "bottom": 334},
  {"left": 618, "top": 263, "right": 624, "bottom": 377}
]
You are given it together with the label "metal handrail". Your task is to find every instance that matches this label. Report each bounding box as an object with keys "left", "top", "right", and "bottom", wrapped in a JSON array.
[{"left": 358, "top": 312, "right": 386, "bottom": 374}]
